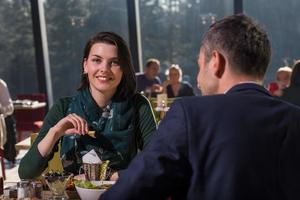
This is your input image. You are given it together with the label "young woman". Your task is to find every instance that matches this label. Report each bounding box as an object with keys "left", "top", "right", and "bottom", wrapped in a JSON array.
[{"left": 18, "top": 32, "right": 157, "bottom": 180}]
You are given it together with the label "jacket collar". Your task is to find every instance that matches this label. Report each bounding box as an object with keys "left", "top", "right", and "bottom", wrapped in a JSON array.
[{"left": 226, "top": 83, "right": 271, "bottom": 96}]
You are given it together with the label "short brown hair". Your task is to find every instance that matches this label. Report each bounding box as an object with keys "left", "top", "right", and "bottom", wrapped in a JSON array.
[
  {"left": 201, "top": 14, "right": 271, "bottom": 80},
  {"left": 145, "top": 58, "right": 160, "bottom": 68}
]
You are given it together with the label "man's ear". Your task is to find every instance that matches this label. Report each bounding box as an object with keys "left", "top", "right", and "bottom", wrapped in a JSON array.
[{"left": 210, "top": 50, "right": 226, "bottom": 78}]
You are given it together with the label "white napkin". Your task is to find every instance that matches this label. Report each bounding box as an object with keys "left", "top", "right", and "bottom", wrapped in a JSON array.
[{"left": 82, "top": 149, "right": 102, "bottom": 164}]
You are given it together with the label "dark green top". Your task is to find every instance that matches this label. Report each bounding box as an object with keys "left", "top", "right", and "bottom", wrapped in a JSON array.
[{"left": 18, "top": 89, "right": 157, "bottom": 179}]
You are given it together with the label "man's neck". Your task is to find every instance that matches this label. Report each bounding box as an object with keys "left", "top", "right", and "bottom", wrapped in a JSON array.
[
  {"left": 219, "top": 74, "right": 262, "bottom": 94},
  {"left": 145, "top": 73, "right": 155, "bottom": 80}
]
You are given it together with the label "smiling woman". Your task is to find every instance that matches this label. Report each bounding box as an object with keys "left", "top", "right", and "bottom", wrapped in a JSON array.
[
  {"left": 83, "top": 43, "right": 123, "bottom": 104},
  {"left": 18, "top": 32, "right": 157, "bottom": 181}
]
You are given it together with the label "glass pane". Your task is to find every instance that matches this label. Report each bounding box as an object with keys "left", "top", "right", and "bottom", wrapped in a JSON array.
[
  {"left": 44, "top": 0, "right": 129, "bottom": 100},
  {"left": 244, "top": 0, "right": 300, "bottom": 85},
  {"left": 139, "top": 0, "right": 233, "bottom": 95},
  {"left": 0, "top": 1, "right": 37, "bottom": 99}
]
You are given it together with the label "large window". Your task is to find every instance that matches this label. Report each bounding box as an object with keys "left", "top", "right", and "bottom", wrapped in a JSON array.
[
  {"left": 4, "top": 1, "right": 292, "bottom": 100},
  {"left": 245, "top": 0, "right": 300, "bottom": 85},
  {"left": 44, "top": 0, "right": 129, "bottom": 100},
  {"left": 139, "top": 0, "right": 233, "bottom": 95},
  {"left": 0, "top": 1, "right": 36, "bottom": 99}
]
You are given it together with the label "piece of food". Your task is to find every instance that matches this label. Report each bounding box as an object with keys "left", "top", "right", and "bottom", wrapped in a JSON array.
[
  {"left": 74, "top": 180, "right": 113, "bottom": 190},
  {"left": 87, "top": 131, "right": 96, "bottom": 138}
]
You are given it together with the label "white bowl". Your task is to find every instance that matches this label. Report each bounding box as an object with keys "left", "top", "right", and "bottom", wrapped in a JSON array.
[{"left": 75, "top": 181, "right": 114, "bottom": 200}]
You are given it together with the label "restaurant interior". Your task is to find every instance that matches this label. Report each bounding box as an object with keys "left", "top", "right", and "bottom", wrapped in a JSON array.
[{"left": 0, "top": 0, "right": 300, "bottom": 199}]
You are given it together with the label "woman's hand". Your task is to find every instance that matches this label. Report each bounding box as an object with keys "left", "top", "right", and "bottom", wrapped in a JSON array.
[
  {"left": 37, "top": 113, "right": 89, "bottom": 157},
  {"left": 53, "top": 113, "right": 89, "bottom": 138}
]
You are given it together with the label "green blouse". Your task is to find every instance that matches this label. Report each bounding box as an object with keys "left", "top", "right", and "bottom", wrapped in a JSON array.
[{"left": 18, "top": 89, "right": 157, "bottom": 179}]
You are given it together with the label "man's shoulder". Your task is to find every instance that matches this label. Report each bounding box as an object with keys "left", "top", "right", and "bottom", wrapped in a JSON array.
[
  {"left": 179, "top": 94, "right": 224, "bottom": 103},
  {"left": 173, "top": 94, "right": 249, "bottom": 115},
  {"left": 176, "top": 91, "right": 300, "bottom": 115},
  {"left": 174, "top": 95, "right": 224, "bottom": 109},
  {"left": 136, "top": 73, "right": 147, "bottom": 82},
  {"left": 154, "top": 76, "right": 161, "bottom": 83},
  {"left": 136, "top": 72, "right": 145, "bottom": 78}
]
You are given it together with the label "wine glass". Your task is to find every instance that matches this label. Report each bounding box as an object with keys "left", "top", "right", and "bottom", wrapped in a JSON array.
[{"left": 43, "top": 171, "right": 73, "bottom": 200}]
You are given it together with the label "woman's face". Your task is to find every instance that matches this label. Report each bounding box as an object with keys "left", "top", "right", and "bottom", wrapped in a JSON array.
[
  {"left": 277, "top": 71, "right": 291, "bottom": 88},
  {"left": 168, "top": 68, "right": 180, "bottom": 84},
  {"left": 84, "top": 42, "right": 123, "bottom": 97}
]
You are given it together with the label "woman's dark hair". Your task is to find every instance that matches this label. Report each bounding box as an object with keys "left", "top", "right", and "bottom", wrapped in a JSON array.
[
  {"left": 78, "top": 31, "right": 136, "bottom": 100},
  {"left": 201, "top": 14, "right": 271, "bottom": 80},
  {"left": 290, "top": 60, "right": 300, "bottom": 87}
]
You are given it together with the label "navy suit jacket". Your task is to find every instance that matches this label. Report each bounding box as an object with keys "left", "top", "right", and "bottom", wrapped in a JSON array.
[{"left": 101, "top": 83, "right": 300, "bottom": 200}]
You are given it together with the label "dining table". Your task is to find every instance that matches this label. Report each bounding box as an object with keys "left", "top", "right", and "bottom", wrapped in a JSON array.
[
  {"left": 2, "top": 180, "right": 80, "bottom": 200},
  {"left": 13, "top": 100, "right": 46, "bottom": 110}
]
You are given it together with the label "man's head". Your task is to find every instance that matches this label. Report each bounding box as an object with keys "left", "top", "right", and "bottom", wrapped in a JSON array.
[
  {"left": 197, "top": 14, "right": 271, "bottom": 95},
  {"left": 144, "top": 58, "right": 160, "bottom": 80}
]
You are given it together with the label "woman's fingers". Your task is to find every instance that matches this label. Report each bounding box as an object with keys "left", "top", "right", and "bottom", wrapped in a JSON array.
[
  {"left": 66, "top": 113, "right": 88, "bottom": 135},
  {"left": 54, "top": 113, "right": 90, "bottom": 136},
  {"left": 67, "top": 114, "right": 80, "bottom": 133}
]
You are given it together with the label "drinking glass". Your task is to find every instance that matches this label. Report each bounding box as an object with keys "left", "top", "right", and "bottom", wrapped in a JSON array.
[{"left": 43, "top": 171, "right": 73, "bottom": 200}]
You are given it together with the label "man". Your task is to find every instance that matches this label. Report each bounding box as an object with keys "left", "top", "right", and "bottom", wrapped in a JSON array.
[
  {"left": 136, "top": 58, "right": 163, "bottom": 97},
  {"left": 101, "top": 14, "right": 300, "bottom": 200}
]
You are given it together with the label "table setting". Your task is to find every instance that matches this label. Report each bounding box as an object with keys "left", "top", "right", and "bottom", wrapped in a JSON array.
[{"left": 1, "top": 150, "right": 114, "bottom": 200}]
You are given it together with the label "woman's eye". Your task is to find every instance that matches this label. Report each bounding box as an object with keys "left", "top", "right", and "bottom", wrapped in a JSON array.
[
  {"left": 111, "top": 60, "right": 120, "bottom": 66},
  {"left": 92, "top": 58, "right": 101, "bottom": 63}
]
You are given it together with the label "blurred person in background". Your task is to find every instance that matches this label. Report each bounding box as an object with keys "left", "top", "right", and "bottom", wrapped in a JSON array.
[
  {"left": 267, "top": 66, "right": 292, "bottom": 96},
  {"left": 19, "top": 32, "right": 157, "bottom": 180},
  {"left": 0, "top": 79, "right": 14, "bottom": 117},
  {"left": 101, "top": 14, "right": 300, "bottom": 200},
  {"left": 136, "top": 58, "right": 163, "bottom": 97},
  {"left": 0, "top": 78, "right": 17, "bottom": 167},
  {"left": 162, "top": 64, "right": 195, "bottom": 98},
  {"left": 281, "top": 60, "right": 300, "bottom": 106}
]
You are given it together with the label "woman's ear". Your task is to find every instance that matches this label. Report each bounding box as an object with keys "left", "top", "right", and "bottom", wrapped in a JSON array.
[
  {"left": 83, "top": 58, "right": 88, "bottom": 74},
  {"left": 211, "top": 50, "right": 226, "bottom": 78}
]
